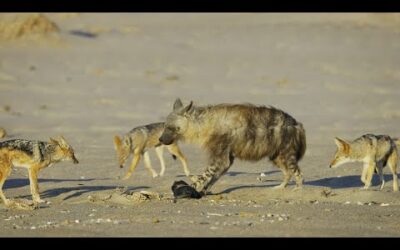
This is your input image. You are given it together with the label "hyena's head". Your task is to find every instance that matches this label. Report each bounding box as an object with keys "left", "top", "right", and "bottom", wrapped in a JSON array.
[
  {"left": 113, "top": 135, "right": 131, "bottom": 168},
  {"left": 329, "top": 137, "right": 352, "bottom": 168},
  {"left": 49, "top": 136, "right": 79, "bottom": 164},
  {"left": 159, "top": 98, "right": 194, "bottom": 145}
]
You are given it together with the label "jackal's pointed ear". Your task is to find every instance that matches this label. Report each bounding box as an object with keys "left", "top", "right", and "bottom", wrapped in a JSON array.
[
  {"left": 334, "top": 137, "right": 348, "bottom": 149},
  {"left": 173, "top": 98, "right": 183, "bottom": 111},
  {"left": 182, "top": 101, "right": 194, "bottom": 114}
]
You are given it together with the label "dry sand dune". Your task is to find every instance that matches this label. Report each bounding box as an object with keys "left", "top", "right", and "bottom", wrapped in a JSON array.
[{"left": 1, "top": 13, "right": 400, "bottom": 236}]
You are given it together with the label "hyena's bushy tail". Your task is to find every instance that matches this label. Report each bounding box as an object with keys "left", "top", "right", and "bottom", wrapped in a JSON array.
[{"left": 291, "top": 123, "right": 306, "bottom": 161}]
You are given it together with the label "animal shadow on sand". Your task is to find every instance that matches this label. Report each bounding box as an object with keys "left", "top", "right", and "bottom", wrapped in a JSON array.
[
  {"left": 306, "top": 174, "right": 398, "bottom": 189},
  {"left": 4, "top": 178, "right": 98, "bottom": 189},
  {"left": 40, "top": 185, "right": 150, "bottom": 201},
  {"left": 5, "top": 178, "right": 149, "bottom": 201}
]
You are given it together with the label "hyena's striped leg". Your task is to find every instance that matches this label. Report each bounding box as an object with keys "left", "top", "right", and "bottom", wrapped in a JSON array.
[
  {"left": 387, "top": 150, "right": 399, "bottom": 192},
  {"left": 143, "top": 151, "right": 158, "bottom": 178},
  {"left": 0, "top": 158, "right": 12, "bottom": 206},
  {"left": 167, "top": 144, "right": 190, "bottom": 176},
  {"left": 122, "top": 148, "right": 142, "bottom": 180},
  {"left": 272, "top": 156, "right": 292, "bottom": 189},
  {"left": 273, "top": 154, "right": 303, "bottom": 190},
  {"left": 190, "top": 151, "right": 234, "bottom": 196},
  {"left": 155, "top": 146, "right": 166, "bottom": 176},
  {"left": 28, "top": 167, "right": 45, "bottom": 204}
]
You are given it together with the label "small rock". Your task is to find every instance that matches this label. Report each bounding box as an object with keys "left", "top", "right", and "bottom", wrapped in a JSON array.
[{"left": 152, "top": 218, "right": 160, "bottom": 224}]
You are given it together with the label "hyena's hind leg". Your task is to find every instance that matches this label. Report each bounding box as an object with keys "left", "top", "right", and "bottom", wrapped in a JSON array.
[
  {"left": 0, "top": 156, "right": 12, "bottom": 206},
  {"left": 272, "top": 154, "right": 303, "bottom": 190},
  {"left": 387, "top": 150, "right": 399, "bottom": 192},
  {"left": 167, "top": 144, "right": 190, "bottom": 176}
]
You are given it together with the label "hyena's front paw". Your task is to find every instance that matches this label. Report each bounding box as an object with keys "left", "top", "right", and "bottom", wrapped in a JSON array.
[
  {"left": 190, "top": 175, "right": 201, "bottom": 183},
  {"left": 272, "top": 183, "right": 287, "bottom": 190}
]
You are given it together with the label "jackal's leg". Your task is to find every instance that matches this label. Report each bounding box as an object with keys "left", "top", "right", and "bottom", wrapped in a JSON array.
[
  {"left": 122, "top": 148, "right": 142, "bottom": 180},
  {"left": 155, "top": 146, "right": 166, "bottom": 176},
  {"left": 167, "top": 144, "right": 190, "bottom": 176},
  {"left": 143, "top": 151, "right": 158, "bottom": 178},
  {"left": 387, "top": 150, "right": 399, "bottom": 192},
  {"left": 28, "top": 167, "right": 45, "bottom": 204},
  {"left": 361, "top": 162, "right": 369, "bottom": 184},
  {"left": 0, "top": 159, "right": 12, "bottom": 206},
  {"left": 376, "top": 162, "right": 385, "bottom": 190},
  {"left": 190, "top": 150, "right": 233, "bottom": 196},
  {"left": 363, "top": 161, "right": 376, "bottom": 190}
]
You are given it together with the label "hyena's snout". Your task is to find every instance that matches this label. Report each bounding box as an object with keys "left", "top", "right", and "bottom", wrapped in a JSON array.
[{"left": 159, "top": 133, "right": 174, "bottom": 145}]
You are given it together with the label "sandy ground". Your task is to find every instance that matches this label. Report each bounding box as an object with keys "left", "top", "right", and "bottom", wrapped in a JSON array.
[{"left": 1, "top": 13, "right": 400, "bottom": 237}]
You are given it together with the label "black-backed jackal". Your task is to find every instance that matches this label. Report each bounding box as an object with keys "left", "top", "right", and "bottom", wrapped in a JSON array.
[
  {"left": 0, "top": 136, "right": 79, "bottom": 208},
  {"left": 113, "top": 122, "right": 189, "bottom": 180},
  {"left": 329, "top": 134, "right": 399, "bottom": 191},
  {"left": 159, "top": 98, "right": 306, "bottom": 197}
]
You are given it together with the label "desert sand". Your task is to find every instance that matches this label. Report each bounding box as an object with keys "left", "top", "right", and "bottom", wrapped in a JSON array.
[{"left": 1, "top": 13, "right": 400, "bottom": 237}]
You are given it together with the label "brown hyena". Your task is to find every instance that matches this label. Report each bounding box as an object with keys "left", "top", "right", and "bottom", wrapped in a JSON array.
[{"left": 159, "top": 98, "right": 306, "bottom": 197}]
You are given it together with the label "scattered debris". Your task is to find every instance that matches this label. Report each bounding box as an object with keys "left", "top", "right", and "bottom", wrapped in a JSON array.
[{"left": 321, "top": 188, "right": 336, "bottom": 198}]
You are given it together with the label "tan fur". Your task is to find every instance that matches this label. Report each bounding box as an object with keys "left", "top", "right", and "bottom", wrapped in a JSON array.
[
  {"left": 0, "top": 136, "right": 79, "bottom": 209},
  {"left": 114, "top": 122, "right": 189, "bottom": 180},
  {"left": 330, "top": 134, "right": 399, "bottom": 191}
]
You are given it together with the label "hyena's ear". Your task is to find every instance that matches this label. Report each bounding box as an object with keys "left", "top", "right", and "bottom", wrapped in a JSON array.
[
  {"left": 113, "top": 135, "right": 122, "bottom": 150},
  {"left": 173, "top": 98, "right": 183, "bottom": 111},
  {"left": 182, "top": 101, "right": 194, "bottom": 114},
  {"left": 334, "top": 137, "right": 348, "bottom": 149}
]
